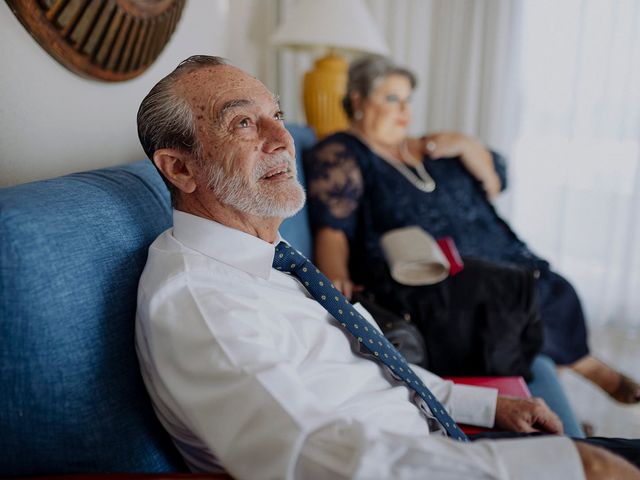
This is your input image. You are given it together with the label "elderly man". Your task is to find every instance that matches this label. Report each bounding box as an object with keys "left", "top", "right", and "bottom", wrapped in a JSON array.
[{"left": 135, "top": 55, "right": 639, "bottom": 480}]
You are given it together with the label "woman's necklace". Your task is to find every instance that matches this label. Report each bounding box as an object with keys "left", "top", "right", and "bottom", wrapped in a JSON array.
[
  {"left": 387, "top": 159, "right": 436, "bottom": 193},
  {"left": 375, "top": 139, "right": 437, "bottom": 193},
  {"left": 392, "top": 140, "right": 436, "bottom": 193},
  {"left": 349, "top": 129, "right": 436, "bottom": 192}
]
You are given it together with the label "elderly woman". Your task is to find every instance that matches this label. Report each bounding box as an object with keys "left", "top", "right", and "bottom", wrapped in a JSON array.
[{"left": 305, "top": 55, "right": 639, "bottom": 405}]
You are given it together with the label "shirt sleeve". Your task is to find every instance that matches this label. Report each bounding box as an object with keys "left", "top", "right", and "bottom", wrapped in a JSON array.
[
  {"left": 356, "top": 304, "right": 498, "bottom": 428},
  {"left": 140, "top": 275, "right": 585, "bottom": 480},
  {"left": 412, "top": 365, "right": 498, "bottom": 428},
  {"left": 305, "top": 139, "right": 364, "bottom": 239}
]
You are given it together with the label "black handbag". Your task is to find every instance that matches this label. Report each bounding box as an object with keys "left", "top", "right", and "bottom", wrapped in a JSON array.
[
  {"left": 384, "top": 258, "right": 543, "bottom": 381},
  {"left": 356, "top": 258, "right": 543, "bottom": 380},
  {"left": 352, "top": 291, "right": 428, "bottom": 368}
]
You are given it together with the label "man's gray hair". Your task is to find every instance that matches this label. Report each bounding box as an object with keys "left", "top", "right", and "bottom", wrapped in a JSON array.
[
  {"left": 136, "top": 55, "right": 228, "bottom": 202},
  {"left": 342, "top": 55, "right": 417, "bottom": 119}
]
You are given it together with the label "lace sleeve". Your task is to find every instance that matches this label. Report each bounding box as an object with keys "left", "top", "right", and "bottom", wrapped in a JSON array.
[{"left": 305, "top": 141, "right": 364, "bottom": 238}]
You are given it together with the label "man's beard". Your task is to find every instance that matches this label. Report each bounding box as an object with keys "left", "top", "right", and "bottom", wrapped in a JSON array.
[{"left": 205, "top": 152, "right": 306, "bottom": 218}]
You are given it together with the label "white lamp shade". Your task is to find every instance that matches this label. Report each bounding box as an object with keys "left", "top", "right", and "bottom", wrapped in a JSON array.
[{"left": 271, "top": 0, "right": 389, "bottom": 56}]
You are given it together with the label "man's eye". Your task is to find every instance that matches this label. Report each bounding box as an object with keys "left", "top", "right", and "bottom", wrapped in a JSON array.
[
  {"left": 238, "top": 118, "right": 252, "bottom": 128},
  {"left": 274, "top": 111, "right": 285, "bottom": 121}
]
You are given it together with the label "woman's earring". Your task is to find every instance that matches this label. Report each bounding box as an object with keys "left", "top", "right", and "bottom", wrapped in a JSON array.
[{"left": 354, "top": 110, "right": 363, "bottom": 121}]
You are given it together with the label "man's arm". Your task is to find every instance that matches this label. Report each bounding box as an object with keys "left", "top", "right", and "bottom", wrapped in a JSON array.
[
  {"left": 138, "top": 272, "right": 585, "bottom": 479},
  {"left": 409, "top": 363, "right": 562, "bottom": 434},
  {"left": 576, "top": 442, "right": 640, "bottom": 480},
  {"left": 495, "top": 396, "right": 563, "bottom": 434}
]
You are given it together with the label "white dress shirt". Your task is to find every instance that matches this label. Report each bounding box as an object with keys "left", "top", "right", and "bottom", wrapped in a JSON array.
[{"left": 135, "top": 210, "right": 584, "bottom": 480}]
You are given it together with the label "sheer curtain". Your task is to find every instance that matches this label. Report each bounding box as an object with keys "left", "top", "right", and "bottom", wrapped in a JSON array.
[
  {"left": 270, "top": 0, "right": 640, "bottom": 328},
  {"left": 274, "top": 0, "right": 521, "bottom": 154},
  {"left": 509, "top": 0, "right": 640, "bottom": 328}
]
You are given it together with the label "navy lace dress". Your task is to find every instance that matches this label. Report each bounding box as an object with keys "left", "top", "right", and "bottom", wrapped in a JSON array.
[{"left": 306, "top": 132, "right": 588, "bottom": 365}]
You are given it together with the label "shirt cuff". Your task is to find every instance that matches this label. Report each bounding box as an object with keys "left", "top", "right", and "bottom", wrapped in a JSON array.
[
  {"left": 450, "top": 383, "right": 498, "bottom": 428},
  {"left": 484, "top": 436, "right": 584, "bottom": 480}
]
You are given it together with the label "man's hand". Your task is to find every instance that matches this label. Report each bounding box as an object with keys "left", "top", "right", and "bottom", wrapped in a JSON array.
[
  {"left": 495, "top": 395, "right": 564, "bottom": 434},
  {"left": 575, "top": 441, "right": 640, "bottom": 479}
]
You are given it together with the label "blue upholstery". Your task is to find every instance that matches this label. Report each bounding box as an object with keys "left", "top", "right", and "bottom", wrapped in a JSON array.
[
  {"left": 279, "top": 123, "right": 317, "bottom": 258},
  {"left": 0, "top": 122, "right": 575, "bottom": 475},
  {"left": 0, "top": 162, "right": 184, "bottom": 475},
  {"left": 0, "top": 124, "right": 316, "bottom": 475}
]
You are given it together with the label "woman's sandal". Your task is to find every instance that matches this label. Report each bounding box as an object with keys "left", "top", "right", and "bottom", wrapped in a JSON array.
[{"left": 610, "top": 374, "right": 640, "bottom": 404}]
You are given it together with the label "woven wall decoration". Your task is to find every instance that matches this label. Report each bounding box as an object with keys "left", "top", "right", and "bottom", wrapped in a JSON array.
[{"left": 6, "top": 0, "right": 187, "bottom": 82}]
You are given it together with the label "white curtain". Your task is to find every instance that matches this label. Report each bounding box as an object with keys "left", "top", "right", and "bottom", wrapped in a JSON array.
[
  {"left": 270, "top": 0, "right": 640, "bottom": 328},
  {"left": 274, "top": 0, "right": 521, "bottom": 220},
  {"left": 274, "top": 0, "right": 521, "bottom": 153},
  {"left": 509, "top": 0, "right": 640, "bottom": 328}
]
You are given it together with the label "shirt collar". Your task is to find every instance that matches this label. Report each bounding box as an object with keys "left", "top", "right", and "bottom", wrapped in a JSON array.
[{"left": 171, "top": 209, "right": 285, "bottom": 280}]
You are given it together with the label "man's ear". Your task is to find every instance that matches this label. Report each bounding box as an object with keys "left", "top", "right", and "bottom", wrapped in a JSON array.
[{"left": 153, "top": 149, "right": 198, "bottom": 194}]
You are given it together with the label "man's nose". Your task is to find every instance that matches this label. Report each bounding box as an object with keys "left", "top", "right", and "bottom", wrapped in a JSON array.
[{"left": 262, "top": 119, "right": 291, "bottom": 153}]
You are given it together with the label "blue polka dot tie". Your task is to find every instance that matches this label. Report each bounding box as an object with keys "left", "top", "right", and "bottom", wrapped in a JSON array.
[{"left": 273, "top": 242, "right": 468, "bottom": 441}]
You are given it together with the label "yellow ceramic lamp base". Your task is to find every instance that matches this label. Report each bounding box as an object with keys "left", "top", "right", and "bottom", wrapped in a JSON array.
[{"left": 303, "top": 53, "right": 350, "bottom": 139}]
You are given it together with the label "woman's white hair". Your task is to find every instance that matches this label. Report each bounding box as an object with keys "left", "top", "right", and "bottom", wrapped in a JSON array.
[{"left": 342, "top": 55, "right": 417, "bottom": 119}]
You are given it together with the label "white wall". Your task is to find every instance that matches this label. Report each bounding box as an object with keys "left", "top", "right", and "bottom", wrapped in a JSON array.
[
  {"left": 225, "top": 0, "right": 280, "bottom": 92},
  {"left": 0, "top": 0, "right": 230, "bottom": 187}
]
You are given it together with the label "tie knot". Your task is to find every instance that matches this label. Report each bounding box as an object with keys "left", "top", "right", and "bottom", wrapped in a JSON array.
[{"left": 273, "top": 241, "right": 306, "bottom": 273}]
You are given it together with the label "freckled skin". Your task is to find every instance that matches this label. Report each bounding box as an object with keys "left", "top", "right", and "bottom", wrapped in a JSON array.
[
  {"left": 174, "top": 65, "right": 293, "bottom": 182},
  {"left": 168, "top": 64, "right": 299, "bottom": 242}
]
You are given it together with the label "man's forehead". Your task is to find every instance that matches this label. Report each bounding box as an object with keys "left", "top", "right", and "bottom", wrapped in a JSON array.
[{"left": 178, "top": 65, "right": 276, "bottom": 111}]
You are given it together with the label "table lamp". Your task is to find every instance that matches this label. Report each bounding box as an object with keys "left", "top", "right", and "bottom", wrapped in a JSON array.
[{"left": 271, "top": 0, "right": 389, "bottom": 139}]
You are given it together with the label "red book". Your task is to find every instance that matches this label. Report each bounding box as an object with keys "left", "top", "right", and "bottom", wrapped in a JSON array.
[
  {"left": 436, "top": 236, "right": 464, "bottom": 276},
  {"left": 444, "top": 376, "right": 531, "bottom": 434}
]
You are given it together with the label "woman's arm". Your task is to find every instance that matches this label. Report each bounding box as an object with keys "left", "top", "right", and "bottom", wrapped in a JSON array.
[
  {"left": 306, "top": 139, "right": 366, "bottom": 299},
  {"left": 314, "top": 227, "right": 361, "bottom": 299},
  {"left": 408, "top": 132, "right": 502, "bottom": 199}
]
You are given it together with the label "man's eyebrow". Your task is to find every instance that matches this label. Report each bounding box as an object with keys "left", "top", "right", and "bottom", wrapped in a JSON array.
[
  {"left": 217, "top": 99, "right": 254, "bottom": 124},
  {"left": 215, "top": 95, "right": 282, "bottom": 124}
]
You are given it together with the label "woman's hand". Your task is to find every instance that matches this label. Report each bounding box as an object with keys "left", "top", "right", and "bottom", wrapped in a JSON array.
[
  {"left": 314, "top": 228, "right": 362, "bottom": 300},
  {"left": 331, "top": 277, "right": 363, "bottom": 301},
  {"left": 419, "top": 132, "right": 502, "bottom": 199}
]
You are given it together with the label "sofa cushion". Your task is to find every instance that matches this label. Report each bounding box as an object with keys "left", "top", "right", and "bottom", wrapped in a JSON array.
[
  {"left": 0, "top": 161, "right": 185, "bottom": 475},
  {"left": 279, "top": 124, "right": 317, "bottom": 258},
  {"left": 0, "top": 124, "right": 316, "bottom": 475}
]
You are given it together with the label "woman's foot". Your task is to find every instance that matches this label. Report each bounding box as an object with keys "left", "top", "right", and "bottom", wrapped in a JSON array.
[{"left": 570, "top": 356, "right": 640, "bottom": 404}]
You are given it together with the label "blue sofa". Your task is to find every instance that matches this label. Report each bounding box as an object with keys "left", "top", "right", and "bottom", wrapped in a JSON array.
[
  {"left": 0, "top": 124, "right": 314, "bottom": 477},
  {"left": 1, "top": 124, "right": 581, "bottom": 477}
]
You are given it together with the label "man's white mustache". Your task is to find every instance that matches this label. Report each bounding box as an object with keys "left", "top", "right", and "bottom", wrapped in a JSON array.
[{"left": 253, "top": 153, "right": 295, "bottom": 181}]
